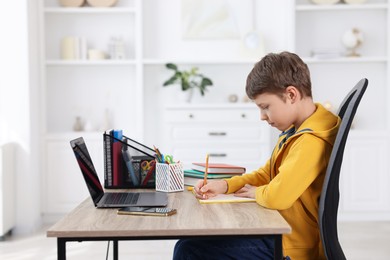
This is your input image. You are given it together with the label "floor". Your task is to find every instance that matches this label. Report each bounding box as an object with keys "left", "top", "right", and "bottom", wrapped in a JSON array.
[{"left": 0, "top": 221, "right": 389, "bottom": 259}]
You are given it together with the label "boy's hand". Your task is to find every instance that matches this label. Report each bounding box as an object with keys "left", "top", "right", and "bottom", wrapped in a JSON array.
[
  {"left": 194, "top": 179, "right": 228, "bottom": 199},
  {"left": 234, "top": 184, "right": 256, "bottom": 199}
]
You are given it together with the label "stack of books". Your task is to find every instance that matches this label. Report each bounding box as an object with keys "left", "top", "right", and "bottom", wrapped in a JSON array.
[{"left": 184, "top": 163, "right": 246, "bottom": 187}]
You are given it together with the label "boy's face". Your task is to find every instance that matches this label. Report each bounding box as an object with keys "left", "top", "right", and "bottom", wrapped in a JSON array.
[{"left": 253, "top": 91, "right": 295, "bottom": 132}]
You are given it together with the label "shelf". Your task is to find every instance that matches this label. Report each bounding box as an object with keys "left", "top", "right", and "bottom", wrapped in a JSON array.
[
  {"left": 296, "top": 3, "right": 388, "bottom": 11},
  {"left": 146, "top": 57, "right": 388, "bottom": 65},
  {"left": 44, "top": 7, "right": 136, "bottom": 14},
  {"left": 46, "top": 60, "right": 137, "bottom": 66},
  {"left": 303, "top": 56, "right": 388, "bottom": 64},
  {"left": 143, "top": 59, "right": 258, "bottom": 65},
  {"left": 46, "top": 131, "right": 102, "bottom": 141},
  {"left": 165, "top": 103, "right": 256, "bottom": 110}
]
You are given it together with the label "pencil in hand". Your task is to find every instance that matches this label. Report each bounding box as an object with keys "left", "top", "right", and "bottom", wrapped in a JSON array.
[{"left": 203, "top": 153, "right": 209, "bottom": 185}]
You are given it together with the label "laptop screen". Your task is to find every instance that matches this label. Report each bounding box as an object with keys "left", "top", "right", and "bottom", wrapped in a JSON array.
[{"left": 70, "top": 137, "right": 104, "bottom": 205}]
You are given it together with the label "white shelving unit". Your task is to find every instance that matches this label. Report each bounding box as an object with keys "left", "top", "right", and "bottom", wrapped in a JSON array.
[
  {"left": 39, "top": 0, "right": 144, "bottom": 217},
  {"left": 41, "top": 0, "right": 143, "bottom": 136},
  {"left": 293, "top": 0, "right": 390, "bottom": 220}
]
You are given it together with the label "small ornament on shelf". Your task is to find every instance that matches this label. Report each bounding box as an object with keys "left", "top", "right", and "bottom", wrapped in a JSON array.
[
  {"left": 86, "top": 0, "right": 118, "bottom": 7},
  {"left": 109, "top": 36, "right": 126, "bottom": 60},
  {"left": 242, "top": 95, "right": 251, "bottom": 103},
  {"left": 310, "top": 0, "right": 340, "bottom": 4},
  {"left": 343, "top": 0, "right": 367, "bottom": 4},
  {"left": 341, "top": 28, "right": 364, "bottom": 57},
  {"left": 73, "top": 116, "right": 84, "bottom": 131},
  {"left": 163, "top": 63, "right": 213, "bottom": 103},
  {"left": 228, "top": 94, "right": 238, "bottom": 103},
  {"left": 59, "top": 0, "right": 85, "bottom": 7},
  {"left": 88, "top": 49, "right": 106, "bottom": 60}
]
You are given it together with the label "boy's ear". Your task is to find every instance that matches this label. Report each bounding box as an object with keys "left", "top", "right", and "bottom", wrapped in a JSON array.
[{"left": 285, "top": 86, "right": 300, "bottom": 103}]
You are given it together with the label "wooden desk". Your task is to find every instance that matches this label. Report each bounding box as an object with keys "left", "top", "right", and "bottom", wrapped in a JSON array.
[{"left": 47, "top": 190, "right": 291, "bottom": 260}]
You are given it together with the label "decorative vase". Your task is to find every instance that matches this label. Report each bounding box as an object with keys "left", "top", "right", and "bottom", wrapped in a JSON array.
[
  {"left": 310, "top": 0, "right": 340, "bottom": 4},
  {"left": 344, "top": 0, "right": 367, "bottom": 4},
  {"left": 341, "top": 28, "right": 363, "bottom": 57},
  {"left": 86, "top": 0, "right": 118, "bottom": 7},
  {"left": 178, "top": 88, "right": 194, "bottom": 103},
  {"left": 59, "top": 0, "right": 85, "bottom": 7},
  {"left": 73, "top": 116, "right": 84, "bottom": 131}
]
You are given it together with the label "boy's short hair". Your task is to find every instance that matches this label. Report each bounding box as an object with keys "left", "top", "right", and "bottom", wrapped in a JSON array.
[{"left": 246, "top": 51, "right": 312, "bottom": 100}]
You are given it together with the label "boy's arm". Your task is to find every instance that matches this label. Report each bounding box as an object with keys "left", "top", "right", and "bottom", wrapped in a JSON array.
[
  {"left": 225, "top": 158, "right": 272, "bottom": 193},
  {"left": 255, "top": 134, "right": 330, "bottom": 210}
]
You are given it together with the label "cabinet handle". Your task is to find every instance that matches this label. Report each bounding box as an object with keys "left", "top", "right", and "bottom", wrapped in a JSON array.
[
  {"left": 188, "top": 114, "right": 194, "bottom": 119},
  {"left": 208, "top": 132, "right": 227, "bottom": 136},
  {"left": 209, "top": 153, "right": 227, "bottom": 157},
  {"left": 241, "top": 113, "right": 246, "bottom": 118}
]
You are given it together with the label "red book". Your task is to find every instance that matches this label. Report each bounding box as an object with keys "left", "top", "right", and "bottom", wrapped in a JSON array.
[
  {"left": 112, "top": 129, "right": 123, "bottom": 186},
  {"left": 191, "top": 163, "right": 245, "bottom": 174}
]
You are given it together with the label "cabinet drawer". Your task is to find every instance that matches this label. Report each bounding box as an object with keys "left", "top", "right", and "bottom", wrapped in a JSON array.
[
  {"left": 165, "top": 108, "right": 259, "bottom": 123},
  {"left": 173, "top": 146, "right": 269, "bottom": 171},
  {"left": 172, "top": 146, "right": 268, "bottom": 162},
  {"left": 171, "top": 126, "right": 266, "bottom": 141}
]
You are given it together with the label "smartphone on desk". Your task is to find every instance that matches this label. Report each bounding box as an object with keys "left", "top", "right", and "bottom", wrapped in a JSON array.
[{"left": 117, "top": 206, "right": 177, "bottom": 216}]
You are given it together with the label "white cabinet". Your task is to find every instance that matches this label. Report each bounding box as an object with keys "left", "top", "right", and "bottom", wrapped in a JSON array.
[
  {"left": 339, "top": 132, "right": 390, "bottom": 220},
  {"left": 163, "top": 105, "right": 270, "bottom": 172}
]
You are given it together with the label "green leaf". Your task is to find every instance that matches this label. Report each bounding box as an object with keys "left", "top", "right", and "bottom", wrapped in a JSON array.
[
  {"left": 163, "top": 75, "right": 178, "bottom": 86},
  {"left": 201, "top": 77, "right": 213, "bottom": 86},
  {"left": 163, "top": 71, "right": 182, "bottom": 86},
  {"left": 166, "top": 63, "right": 178, "bottom": 71}
]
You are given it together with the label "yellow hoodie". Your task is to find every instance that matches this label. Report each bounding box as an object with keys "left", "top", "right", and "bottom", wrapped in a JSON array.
[{"left": 226, "top": 103, "right": 340, "bottom": 260}]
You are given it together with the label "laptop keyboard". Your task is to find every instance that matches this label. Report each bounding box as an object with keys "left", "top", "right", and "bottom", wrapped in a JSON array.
[{"left": 103, "top": 192, "right": 140, "bottom": 205}]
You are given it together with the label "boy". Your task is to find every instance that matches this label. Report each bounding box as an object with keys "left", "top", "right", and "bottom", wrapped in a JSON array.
[{"left": 173, "top": 52, "right": 340, "bottom": 260}]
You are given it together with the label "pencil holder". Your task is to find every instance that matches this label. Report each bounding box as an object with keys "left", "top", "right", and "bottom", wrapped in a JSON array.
[{"left": 155, "top": 162, "right": 184, "bottom": 192}]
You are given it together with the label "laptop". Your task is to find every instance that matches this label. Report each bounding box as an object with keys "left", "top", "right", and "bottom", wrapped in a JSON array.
[{"left": 70, "top": 137, "right": 168, "bottom": 208}]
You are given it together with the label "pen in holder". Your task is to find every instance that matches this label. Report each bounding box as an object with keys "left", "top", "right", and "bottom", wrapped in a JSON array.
[{"left": 155, "top": 162, "right": 184, "bottom": 192}]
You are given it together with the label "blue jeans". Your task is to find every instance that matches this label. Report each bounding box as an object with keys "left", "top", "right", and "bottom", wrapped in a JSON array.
[{"left": 173, "top": 238, "right": 275, "bottom": 260}]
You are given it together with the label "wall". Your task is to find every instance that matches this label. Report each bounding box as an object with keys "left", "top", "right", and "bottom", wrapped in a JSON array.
[
  {"left": 142, "top": 0, "right": 290, "bottom": 60},
  {"left": 142, "top": 0, "right": 290, "bottom": 145},
  {"left": 0, "top": 0, "right": 41, "bottom": 234}
]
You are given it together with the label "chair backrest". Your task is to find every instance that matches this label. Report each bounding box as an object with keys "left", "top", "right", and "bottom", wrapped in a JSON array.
[{"left": 319, "top": 78, "right": 368, "bottom": 260}]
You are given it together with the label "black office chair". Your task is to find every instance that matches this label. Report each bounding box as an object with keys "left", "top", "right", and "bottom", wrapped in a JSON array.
[{"left": 318, "top": 78, "right": 368, "bottom": 260}]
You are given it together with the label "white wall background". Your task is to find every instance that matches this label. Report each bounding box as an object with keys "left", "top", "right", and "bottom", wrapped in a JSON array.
[
  {"left": 143, "top": 0, "right": 291, "bottom": 60},
  {"left": 0, "top": 0, "right": 41, "bottom": 234}
]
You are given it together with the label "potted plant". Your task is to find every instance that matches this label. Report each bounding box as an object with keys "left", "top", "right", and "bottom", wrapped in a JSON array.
[{"left": 163, "top": 63, "right": 213, "bottom": 102}]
